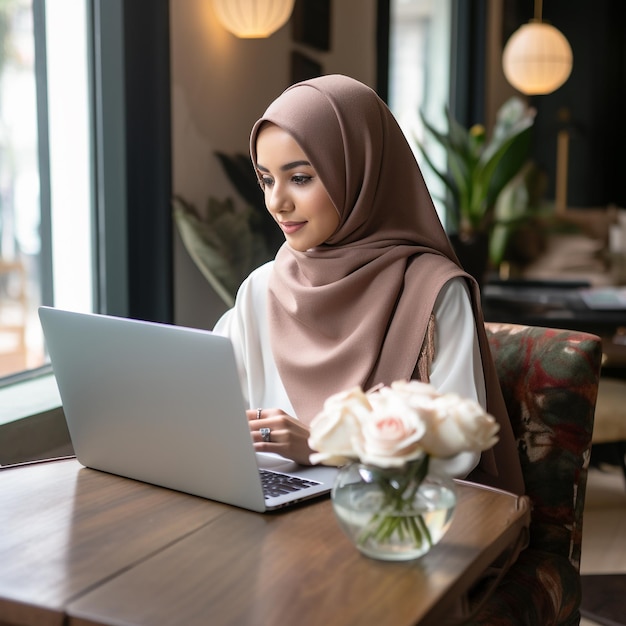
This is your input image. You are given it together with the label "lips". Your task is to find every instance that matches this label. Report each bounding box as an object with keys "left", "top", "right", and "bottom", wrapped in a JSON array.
[{"left": 279, "top": 221, "right": 306, "bottom": 234}]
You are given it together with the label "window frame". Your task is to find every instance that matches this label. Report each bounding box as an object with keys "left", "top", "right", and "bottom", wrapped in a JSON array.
[
  {"left": 91, "top": 0, "right": 173, "bottom": 322},
  {"left": 1, "top": 0, "right": 172, "bottom": 388}
]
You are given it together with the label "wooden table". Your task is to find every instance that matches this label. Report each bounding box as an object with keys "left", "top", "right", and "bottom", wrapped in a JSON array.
[{"left": 0, "top": 458, "right": 530, "bottom": 626}]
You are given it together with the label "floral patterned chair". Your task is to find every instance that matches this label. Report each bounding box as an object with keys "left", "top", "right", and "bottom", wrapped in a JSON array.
[{"left": 467, "top": 323, "right": 603, "bottom": 626}]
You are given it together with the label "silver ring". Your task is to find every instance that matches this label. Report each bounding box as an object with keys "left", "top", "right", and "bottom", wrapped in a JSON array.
[
  {"left": 256, "top": 408, "right": 262, "bottom": 420},
  {"left": 260, "top": 427, "right": 271, "bottom": 443}
]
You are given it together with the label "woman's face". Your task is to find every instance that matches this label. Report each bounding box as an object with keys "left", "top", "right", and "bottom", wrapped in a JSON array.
[{"left": 255, "top": 123, "right": 340, "bottom": 252}]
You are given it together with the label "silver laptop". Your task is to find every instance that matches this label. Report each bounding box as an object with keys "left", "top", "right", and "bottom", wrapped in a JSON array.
[{"left": 38, "top": 306, "right": 338, "bottom": 512}]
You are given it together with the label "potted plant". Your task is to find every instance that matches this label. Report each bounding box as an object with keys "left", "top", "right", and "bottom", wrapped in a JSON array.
[
  {"left": 173, "top": 152, "right": 282, "bottom": 307},
  {"left": 417, "top": 97, "right": 536, "bottom": 282}
]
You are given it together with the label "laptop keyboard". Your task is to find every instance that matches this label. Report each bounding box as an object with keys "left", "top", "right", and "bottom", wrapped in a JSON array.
[{"left": 259, "top": 469, "right": 321, "bottom": 500}]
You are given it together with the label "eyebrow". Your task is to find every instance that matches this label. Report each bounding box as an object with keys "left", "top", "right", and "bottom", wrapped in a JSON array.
[{"left": 256, "top": 160, "right": 312, "bottom": 172}]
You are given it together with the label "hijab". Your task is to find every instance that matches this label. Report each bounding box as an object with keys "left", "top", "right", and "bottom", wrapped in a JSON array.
[{"left": 250, "top": 75, "right": 524, "bottom": 494}]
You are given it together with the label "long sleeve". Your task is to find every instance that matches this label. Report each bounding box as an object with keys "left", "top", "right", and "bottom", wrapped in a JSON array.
[
  {"left": 430, "top": 278, "right": 486, "bottom": 407},
  {"left": 429, "top": 278, "right": 486, "bottom": 478},
  {"left": 213, "top": 262, "right": 295, "bottom": 415}
]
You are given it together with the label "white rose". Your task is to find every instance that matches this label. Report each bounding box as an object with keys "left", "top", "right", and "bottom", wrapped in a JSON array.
[
  {"left": 322, "top": 386, "right": 372, "bottom": 416},
  {"left": 372, "top": 382, "right": 438, "bottom": 414},
  {"left": 389, "top": 379, "right": 440, "bottom": 401},
  {"left": 419, "top": 393, "right": 500, "bottom": 458},
  {"left": 384, "top": 380, "right": 442, "bottom": 420},
  {"left": 308, "top": 386, "right": 370, "bottom": 465},
  {"left": 353, "top": 390, "right": 426, "bottom": 468}
]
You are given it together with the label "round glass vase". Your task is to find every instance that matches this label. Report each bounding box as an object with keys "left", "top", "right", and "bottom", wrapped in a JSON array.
[{"left": 331, "top": 456, "right": 457, "bottom": 561}]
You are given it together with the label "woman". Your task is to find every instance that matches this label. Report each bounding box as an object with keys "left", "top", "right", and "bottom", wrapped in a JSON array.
[{"left": 214, "top": 75, "right": 524, "bottom": 495}]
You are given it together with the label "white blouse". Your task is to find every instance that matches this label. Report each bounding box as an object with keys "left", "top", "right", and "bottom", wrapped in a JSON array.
[{"left": 214, "top": 261, "right": 485, "bottom": 477}]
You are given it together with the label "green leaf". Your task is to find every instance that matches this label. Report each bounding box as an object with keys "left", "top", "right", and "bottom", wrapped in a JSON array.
[
  {"left": 172, "top": 195, "right": 272, "bottom": 307},
  {"left": 214, "top": 152, "right": 260, "bottom": 209},
  {"left": 418, "top": 97, "right": 536, "bottom": 236},
  {"left": 482, "top": 127, "right": 533, "bottom": 209},
  {"left": 215, "top": 151, "right": 283, "bottom": 253},
  {"left": 416, "top": 138, "right": 458, "bottom": 196},
  {"left": 444, "top": 107, "right": 472, "bottom": 156}
]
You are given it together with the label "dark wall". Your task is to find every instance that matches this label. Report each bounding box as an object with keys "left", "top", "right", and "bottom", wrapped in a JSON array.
[{"left": 504, "top": 0, "right": 626, "bottom": 208}]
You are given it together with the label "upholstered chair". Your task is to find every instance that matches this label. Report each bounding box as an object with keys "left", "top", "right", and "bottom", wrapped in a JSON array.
[{"left": 467, "top": 323, "right": 603, "bottom": 626}]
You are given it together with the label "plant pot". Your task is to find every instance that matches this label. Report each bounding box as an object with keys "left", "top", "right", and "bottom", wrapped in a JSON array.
[
  {"left": 331, "top": 458, "right": 457, "bottom": 561},
  {"left": 449, "top": 232, "right": 490, "bottom": 288}
]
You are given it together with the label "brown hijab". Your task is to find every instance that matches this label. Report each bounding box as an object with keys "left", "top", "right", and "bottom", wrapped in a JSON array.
[{"left": 250, "top": 75, "right": 524, "bottom": 494}]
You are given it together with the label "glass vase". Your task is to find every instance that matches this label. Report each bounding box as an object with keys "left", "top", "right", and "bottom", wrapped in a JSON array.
[{"left": 331, "top": 457, "right": 457, "bottom": 561}]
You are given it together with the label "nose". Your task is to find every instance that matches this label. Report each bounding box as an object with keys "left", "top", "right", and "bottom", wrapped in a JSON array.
[{"left": 266, "top": 182, "right": 291, "bottom": 215}]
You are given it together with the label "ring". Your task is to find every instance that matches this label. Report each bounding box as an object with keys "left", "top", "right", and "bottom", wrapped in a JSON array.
[
  {"left": 260, "top": 427, "right": 271, "bottom": 443},
  {"left": 256, "top": 408, "right": 262, "bottom": 420}
]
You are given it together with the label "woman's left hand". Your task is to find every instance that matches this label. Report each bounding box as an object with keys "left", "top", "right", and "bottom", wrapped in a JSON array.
[{"left": 246, "top": 408, "right": 313, "bottom": 465}]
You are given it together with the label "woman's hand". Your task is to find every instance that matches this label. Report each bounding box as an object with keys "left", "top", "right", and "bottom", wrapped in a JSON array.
[{"left": 246, "top": 408, "right": 313, "bottom": 466}]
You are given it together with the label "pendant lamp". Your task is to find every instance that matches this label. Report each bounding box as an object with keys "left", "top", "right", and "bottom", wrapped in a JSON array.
[
  {"left": 212, "top": 0, "right": 295, "bottom": 39},
  {"left": 502, "top": 0, "right": 573, "bottom": 95}
]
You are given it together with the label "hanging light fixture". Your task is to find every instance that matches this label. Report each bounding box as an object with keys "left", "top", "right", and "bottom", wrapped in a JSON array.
[
  {"left": 502, "top": 0, "right": 573, "bottom": 95},
  {"left": 212, "top": 0, "right": 295, "bottom": 39}
]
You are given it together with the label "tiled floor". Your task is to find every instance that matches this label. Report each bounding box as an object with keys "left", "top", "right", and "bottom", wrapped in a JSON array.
[{"left": 579, "top": 464, "right": 626, "bottom": 626}]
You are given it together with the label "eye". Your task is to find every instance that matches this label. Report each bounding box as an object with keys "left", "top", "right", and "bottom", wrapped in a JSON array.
[
  {"left": 259, "top": 175, "right": 274, "bottom": 188},
  {"left": 291, "top": 174, "right": 312, "bottom": 185}
]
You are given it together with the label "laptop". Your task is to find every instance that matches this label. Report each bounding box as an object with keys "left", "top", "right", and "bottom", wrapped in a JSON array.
[{"left": 38, "top": 306, "right": 338, "bottom": 512}]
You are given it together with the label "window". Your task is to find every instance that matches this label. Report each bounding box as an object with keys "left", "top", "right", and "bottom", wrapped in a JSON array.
[
  {"left": 387, "top": 0, "right": 452, "bottom": 225},
  {"left": 387, "top": 0, "right": 487, "bottom": 230},
  {"left": 0, "top": 0, "right": 44, "bottom": 378},
  {"left": 45, "top": 1, "right": 93, "bottom": 313},
  {"left": 0, "top": 0, "right": 92, "bottom": 381},
  {"left": 0, "top": 0, "right": 173, "bottom": 386}
]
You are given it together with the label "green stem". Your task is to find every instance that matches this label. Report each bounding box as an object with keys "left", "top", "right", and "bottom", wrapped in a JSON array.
[{"left": 356, "top": 456, "right": 433, "bottom": 550}]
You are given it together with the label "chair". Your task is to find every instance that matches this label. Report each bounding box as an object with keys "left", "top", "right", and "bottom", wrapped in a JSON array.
[{"left": 467, "top": 323, "right": 603, "bottom": 626}]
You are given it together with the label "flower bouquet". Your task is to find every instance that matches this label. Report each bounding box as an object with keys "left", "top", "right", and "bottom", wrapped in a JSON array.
[{"left": 308, "top": 380, "right": 500, "bottom": 560}]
